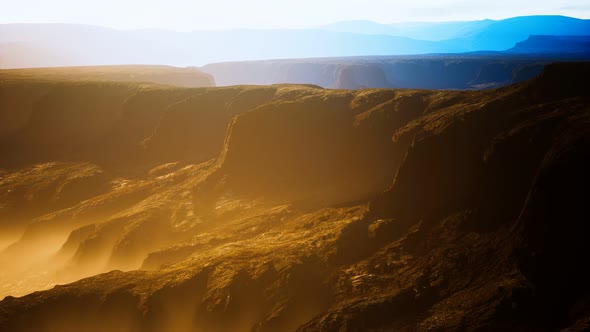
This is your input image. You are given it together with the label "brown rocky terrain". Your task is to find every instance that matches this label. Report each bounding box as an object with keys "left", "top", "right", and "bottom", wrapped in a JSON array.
[{"left": 0, "top": 63, "right": 589, "bottom": 331}]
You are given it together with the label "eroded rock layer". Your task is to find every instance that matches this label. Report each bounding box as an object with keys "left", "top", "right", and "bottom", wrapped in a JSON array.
[{"left": 0, "top": 63, "right": 589, "bottom": 331}]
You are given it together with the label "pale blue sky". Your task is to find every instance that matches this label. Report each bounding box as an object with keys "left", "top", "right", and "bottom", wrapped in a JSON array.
[{"left": 1, "top": 0, "right": 589, "bottom": 30}]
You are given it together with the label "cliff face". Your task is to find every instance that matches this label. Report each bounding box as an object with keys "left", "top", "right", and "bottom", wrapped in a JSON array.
[
  {"left": 201, "top": 56, "right": 555, "bottom": 89},
  {"left": 0, "top": 64, "right": 589, "bottom": 331}
]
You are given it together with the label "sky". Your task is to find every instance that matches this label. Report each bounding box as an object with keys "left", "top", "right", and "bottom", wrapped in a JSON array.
[{"left": 1, "top": 0, "right": 590, "bottom": 30}]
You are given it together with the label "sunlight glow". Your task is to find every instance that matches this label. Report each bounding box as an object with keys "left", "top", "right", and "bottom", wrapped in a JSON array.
[{"left": 0, "top": 0, "right": 589, "bottom": 30}]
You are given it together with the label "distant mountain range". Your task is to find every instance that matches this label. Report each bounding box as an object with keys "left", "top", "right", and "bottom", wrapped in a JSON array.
[
  {"left": 321, "top": 15, "right": 590, "bottom": 49},
  {"left": 0, "top": 15, "right": 589, "bottom": 69},
  {"left": 508, "top": 35, "right": 590, "bottom": 54}
]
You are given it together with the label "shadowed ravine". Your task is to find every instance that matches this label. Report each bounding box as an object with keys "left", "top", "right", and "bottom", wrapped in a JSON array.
[{"left": 0, "top": 63, "right": 589, "bottom": 331}]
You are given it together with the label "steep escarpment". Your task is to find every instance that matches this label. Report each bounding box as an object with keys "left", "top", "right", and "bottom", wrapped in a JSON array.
[
  {"left": 0, "top": 78, "right": 421, "bottom": 298},
  {"left": 0, "top": 83, "right": 226, "bottom": 171},
  {"left": 1, "top": 63, "right": 589, "bottom": 331},
  {"left": 217, "top": 90, "right": 360, "bottom": 203},
  {"left": 335, "top": 64, "right": 390, "bottom": 89},
  {"left": 201, "top": 55, "right": 557, "bottom": 89},
  {"left": 209, "top": 87, "right": 432, "bottom": 206},
  {"left": 323, "top": 63, "right": 590, "bottom": 330},
  {"left": 142, "top": 88, "right": 242, "bottom": 164}
]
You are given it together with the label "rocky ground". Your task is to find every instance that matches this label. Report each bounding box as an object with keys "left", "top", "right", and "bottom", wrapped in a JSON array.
[{"left": 0, "top": 63, "right": 589, "bottom": 331}]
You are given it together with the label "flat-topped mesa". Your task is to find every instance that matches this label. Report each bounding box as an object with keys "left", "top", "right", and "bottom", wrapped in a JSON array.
[{"left": 0, "top": 65, "right": 214, "bottom": 87}]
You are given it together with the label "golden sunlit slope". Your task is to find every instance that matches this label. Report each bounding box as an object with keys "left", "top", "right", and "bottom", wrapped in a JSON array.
[
  {"left": 0, "top": 63, "right": 589, "bottom": 331},
  {"left": 0, "top": 65, "right": 214, "bottom": 87}
]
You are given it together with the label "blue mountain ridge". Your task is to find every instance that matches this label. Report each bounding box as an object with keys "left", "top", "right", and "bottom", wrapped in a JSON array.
[{"left": 0, "top": 15, "right": 588, "bottom": 68}]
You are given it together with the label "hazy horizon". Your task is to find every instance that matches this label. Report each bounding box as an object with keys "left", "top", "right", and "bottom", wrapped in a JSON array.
[
  {"left": 1, "top": 14, "right": 590, "bottom": 33},
  {"left": 2, "top": 0, "right": 590, "bottom": 31}
]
